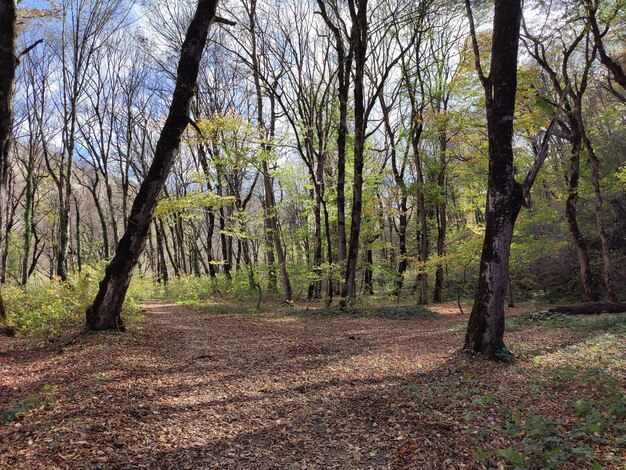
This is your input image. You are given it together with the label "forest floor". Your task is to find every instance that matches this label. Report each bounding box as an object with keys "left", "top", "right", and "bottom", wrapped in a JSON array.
[{"left": 1, "top": 299, "right": 624, "bottom": 469}]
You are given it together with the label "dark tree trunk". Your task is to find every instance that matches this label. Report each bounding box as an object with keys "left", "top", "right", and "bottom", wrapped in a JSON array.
[
  {"left": 0, "top": 0, "right": 15, "bottom": 186},
  {"left": 74, "top": 196, "right": 82, "bottom": 274},
  {"left": 86, "top": 0, "right": 219, "bottom": 330},
  {"left": 463, "top": 0, "right": 524, "bottom": 360},
  {"left": 155, "top": 221, "right": 169, "bottom": 284},
  {"left": 317, "top": 0, "right": 353, "bottom": 274},
  {"left": 586, "top": 0, "right": 626, "bottom": 91},
  {"left": 342, "top": 0, "right": 367, "bottom": 300},
  {"left": 580, "top": 126, "right": 617, "bottom": 301},
  {"left": 548, "top": 302, "right": 626, "bottom": 315},
  {"left": 565, "top": 140, "right": 597, "bottom": 301},
  {"left": 247, "top": 0, "right": 279, "bottom": 293},
  {"left": 364, "top": 246, "right": 374, "bottom": 295},
  {"left": 217, "top": 174, "right": 232, "bottom": 280},
  {"left": 0, "top": 0, "right": 16, "bottom": 322},
  {"left": 433, "top": 131, "right": 448, "bottom": 303},
  {"left": 414, "top": 150, "right": 428, "bottom": 305}
]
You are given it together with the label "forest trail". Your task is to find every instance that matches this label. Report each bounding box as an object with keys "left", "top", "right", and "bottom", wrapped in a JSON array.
[{"left": 0, "top": 301, "right": 618, "bottom": 469}]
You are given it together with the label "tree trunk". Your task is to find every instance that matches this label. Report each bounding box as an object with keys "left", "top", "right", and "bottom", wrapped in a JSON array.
[
  {"left": 565, "top": 140, "right": 597, "bottom": 301},
  {"left": 21, "top": 155, "right": 34, "bottom": 285},
  {"left": 74, "top": 196, "right": 82, "bottom": 274},
  {"left": 316, "top": 0, "right": 352, "bottom": 275},
  {"left": 86, "top": 0, "right": 219, "bottom": 330},
  {"left": 463, "top": 0, "right": 523, "bottom": 360},
  {"left": 342, "top": 0, "right": 367, "bottom": 300},
  {"left": 433, "top": 131, "right": 448, "bottom": 303},
  {"left": 581, "top": 128, "right": 617, "bottom": 301}
]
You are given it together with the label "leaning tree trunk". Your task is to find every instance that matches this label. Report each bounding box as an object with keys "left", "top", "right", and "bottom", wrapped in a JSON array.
[
  {"left": 86, "top": 0, "right": 219, "bottom": 330},
  {"left": 463, "top": 0, "right": 523, "bottom": 360}
]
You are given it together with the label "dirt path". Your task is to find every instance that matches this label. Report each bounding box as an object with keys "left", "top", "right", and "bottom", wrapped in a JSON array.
[{"left": 0, "top": 301, "right": 613, "bottom": 469}]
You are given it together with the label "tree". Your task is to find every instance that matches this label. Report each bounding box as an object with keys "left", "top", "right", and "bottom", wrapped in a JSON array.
[
  {"left": 86, "top": 0, "right": 219, "bottom": 330},
  {"left": 462, "top": 0, "right": 554, "bottom": 359},
  {"left": 584, "top": 0, "right": 626, "bottom": 94},
  {"left": 0, "top": 0, "right": 17, "bottom": 323}
]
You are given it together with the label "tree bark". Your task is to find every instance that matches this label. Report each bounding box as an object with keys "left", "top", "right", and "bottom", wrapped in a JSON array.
[
  {"left": 86, "top": 0, "right": 219, "bottom": 330},
  {"left": 463, "top": 0, "right": 523, "bottom": 360},
  {"left": 585, "top": 0, "right": 626, "bottom": 90},
  {"left": 580, "top": 125, "right": 617, "bottom": 301},
  {"left": 565, "top": 139, "right": 597, "bottom": 301},
  {"left": 0, "top": 0, "right": 16, "bottom": 322},
  {"left": 342, "top": 0, "right": 367, "bottom": 300},
  {"left": 316, "top": 0, "right": 353, "bottom": 273},
  {"left": 433, "top": 129, "right": 448, "bottom": 303}
]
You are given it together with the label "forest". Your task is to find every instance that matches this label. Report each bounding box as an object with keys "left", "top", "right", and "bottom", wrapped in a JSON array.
[{"left": 0, "top": 0, "right": 625, "bottom": 468}]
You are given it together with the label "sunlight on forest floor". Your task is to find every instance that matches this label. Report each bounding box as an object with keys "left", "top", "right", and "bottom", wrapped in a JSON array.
[{"left": 1, "top": 300, "right": 624, "bottom": 469}]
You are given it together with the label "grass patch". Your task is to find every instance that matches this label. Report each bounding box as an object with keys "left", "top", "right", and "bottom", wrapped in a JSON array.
[
  {"left": 508, "top": 311, "right": 626, "bottom": 333},
  {"left": 468, "top": 330, "right": 626, "bottom": 469},
  {"left": 375, "top": 305, "right": 439, "bottom": 319}
]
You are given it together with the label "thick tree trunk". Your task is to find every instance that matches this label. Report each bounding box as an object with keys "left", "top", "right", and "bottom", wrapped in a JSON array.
[
  {"left": 86, "top": 0, "right": 219, "bottom": 330},
  {"left": 0, "top": 0, "right": 16, "bottom": 322},
  {"left": 464, "top": 0, "right": 523, "bottom": 360},
  {"left": 0, "top": 0, "right": 16, "bottom": 185}
]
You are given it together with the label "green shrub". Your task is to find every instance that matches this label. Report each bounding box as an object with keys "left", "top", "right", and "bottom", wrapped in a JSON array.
[{"left": 3, "top": 264, "right": 150, "bottom": 335}]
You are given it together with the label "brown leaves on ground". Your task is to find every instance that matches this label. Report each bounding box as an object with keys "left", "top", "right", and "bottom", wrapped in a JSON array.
[{"left": 0, "top": 301, "right": 624, "bottom": 469}]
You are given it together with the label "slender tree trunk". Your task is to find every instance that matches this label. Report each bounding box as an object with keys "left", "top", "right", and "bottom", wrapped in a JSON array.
[
  {"left": 412, "top": 136, "right": 428, "bottom": 304},
  {"left": 90, "top": 184, "right": 110, "bottom": 258},
  {"left": 364, "top": 245, "right": 374, "bottom": 295},
  {"left": 316, "top": 0, "right": 352, "bottom": 273},
  {"left": 464, "top": 0, "right": 523, "bottom": 359},
  {"left": 21, "top": 156, "right": 34, "bottom": 285},
  {"left": 321, "top": 199, "right": 333, "bottom": 304},
  {"left": 74, "top": 196, "right": 82, "bottom": 274},
  {"left": 155, "top": 221, "right": 169, "bottom": 284},
  {"left": 586, "top": 1, "right": 626, "bottom": 90},
  {"left": 581, "top": 127, "right": 617, "bottom": 301},
  {"left": 217, "top": 174, "right": 232, "bottom": 280},
  {"left": 247, "top": 0, "right": 279, "bottom": 294},
  {"left": 311, "top": 188, "right": 323, "bottom": 299},
  {"left": 393, "top": 210, "right": 408, "bottom": 298},
  {"left": 565, "top": 140, "right": 597, "bottom": 301},
  {"left": 342, "top": 0, "right": 367, "bottom": 300},
  {"left": 433, "top": 132, "right": 447, "bottom": 303},
  {"left": 86, "top": 0, "right": 219, "bottom": 330}
]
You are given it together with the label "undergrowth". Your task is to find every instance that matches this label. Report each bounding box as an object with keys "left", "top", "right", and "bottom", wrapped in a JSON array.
[
  {"left": 508, "top": 311, "right": 626, "bottom": 333},
  {"left": 3, "top": 265, "right": 157, "bottom": 335}
]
